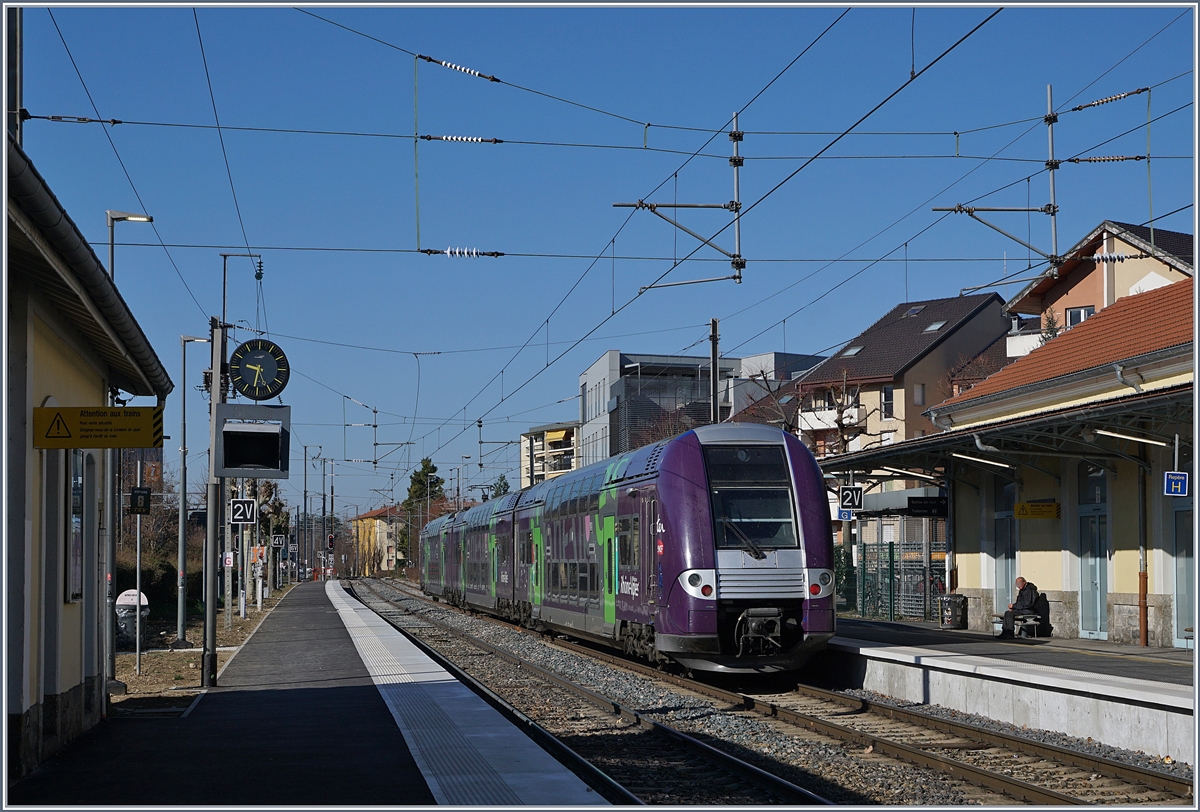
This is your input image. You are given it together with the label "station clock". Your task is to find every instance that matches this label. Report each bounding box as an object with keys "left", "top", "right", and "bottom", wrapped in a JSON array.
[{"left": 228, "top": 338, "right": 290, "bottom": 401}]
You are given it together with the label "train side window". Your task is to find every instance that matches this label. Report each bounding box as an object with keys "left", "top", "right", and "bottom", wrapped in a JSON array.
[
  {"left": 578, "top": 562, "right": 588, "bottom": 594},
  {"left": 607, "top": 543, "right": 614, "bottom": 593},
  {"left": 617, "top": 517, "right": 631, "bottom": 566}
]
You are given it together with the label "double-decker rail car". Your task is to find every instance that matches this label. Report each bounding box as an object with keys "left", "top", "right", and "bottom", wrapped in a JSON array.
[{"left": 420, "top": 423, "right": 834, "bottom": 673}]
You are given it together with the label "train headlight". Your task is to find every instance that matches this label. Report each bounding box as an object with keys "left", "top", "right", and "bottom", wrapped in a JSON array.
[
  {"left": 818, "top": 572, "right": 832, "bottom": 586},
  {"left": 678, "top": 569, "right": 717, "bottom": 600}
]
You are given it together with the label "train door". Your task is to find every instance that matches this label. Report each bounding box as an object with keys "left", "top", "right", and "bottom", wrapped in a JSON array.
[
  {"left": 616, "top": 508, "right": 644, "bottom": 620},
  {"left": 644, "top": 494, "right": 659, "bottom": 605}
]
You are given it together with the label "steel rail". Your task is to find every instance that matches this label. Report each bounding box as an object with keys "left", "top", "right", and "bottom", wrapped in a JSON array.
[
  {"left": 355, "top": 580, "right": 832, "bottom": 805},
  {"left": 547, "top": 637, "right": 1191, "bottom": 804},
  {"left": 378, "top": 579, "right": 1191, "bottom": 803}
]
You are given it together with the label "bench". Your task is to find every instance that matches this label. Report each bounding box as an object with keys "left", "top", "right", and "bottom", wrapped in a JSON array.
[{"left": 993, "top": 594, "right": 1052, "bottom": 639}]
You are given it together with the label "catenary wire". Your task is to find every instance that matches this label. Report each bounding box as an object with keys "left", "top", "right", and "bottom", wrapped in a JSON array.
[{"left": 45, "top": 9, "right": 208, "bottom": 320}]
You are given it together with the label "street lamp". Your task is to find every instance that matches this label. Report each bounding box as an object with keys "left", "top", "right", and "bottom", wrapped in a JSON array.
[
  {"left": 176, "top": 335, "right": 209, "bottom": 648},
  {"left": 106, "top": 210, "right": 153, "bottom": 281},
  {"left": 104, "top": 208, "right": 153, "bottom": 694},
  {"left": 457, "top": 456, "right": 471, "bottom": 510}
]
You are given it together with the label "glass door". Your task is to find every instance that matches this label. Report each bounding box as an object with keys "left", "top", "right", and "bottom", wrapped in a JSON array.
[
  {"left": 993, "top": 477, "right": 1017, "bottom": 616},
  {"left": 1078, "top": 463, "right": 1108, "bottom": 639},
  {"left": 1174, "top": 502, "right": 1193, "bottom": 648}
]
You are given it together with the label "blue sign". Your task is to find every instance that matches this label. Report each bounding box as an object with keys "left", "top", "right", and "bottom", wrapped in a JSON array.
[
  {"left": 1164, "top": 471, "right": 1189, "bottom": 497},
  {"left": 838, "top": 509, "right": 855, "bottom": 521}
]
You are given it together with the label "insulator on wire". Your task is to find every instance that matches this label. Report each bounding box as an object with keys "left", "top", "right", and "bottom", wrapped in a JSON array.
[
  {"left": 419, "top": 134, "right": 502, "bottom": 144},
  {"left": 419, "top": 247, "right": 504, "bottom": 258},
  {"left": 1067, "top": 155, "right": 1145, "bottom": 163},
  {"left": 417, "top": 54, "right": 499, "bottom": 82},
  {"left": 1072, "top": 87, "right": 1150, "bottom": 112},
  {"left": 1091, "top": 253, "right": 1150, "bottom": 264}
]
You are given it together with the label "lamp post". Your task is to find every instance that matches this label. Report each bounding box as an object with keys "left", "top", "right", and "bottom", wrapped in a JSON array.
[
  {"left": 176, "top": 335, "right": 208, "bottom": 648},
  {"left": 103, "top": 209, "right": 153, "bottom": 693},
  {"left": 456, "top": 456, "right": 471, "bottom": 511}
]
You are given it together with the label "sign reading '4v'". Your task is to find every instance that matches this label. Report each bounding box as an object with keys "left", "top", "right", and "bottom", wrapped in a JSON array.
[
  {"left": 839, "top": 485, "right": 864, "bottom": 512},
  {"left": 229, "top": 498, "right": 257, "bottom": 525}
]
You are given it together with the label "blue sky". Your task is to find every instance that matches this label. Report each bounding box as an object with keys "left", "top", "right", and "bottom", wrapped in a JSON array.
[{"left": 16, "top": 4, "right": 1196, "bottom": 517}]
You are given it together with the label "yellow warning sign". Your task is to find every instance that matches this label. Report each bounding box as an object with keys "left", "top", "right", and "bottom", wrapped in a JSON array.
[
  {"left": 33, "top": 407, "right": 164, "bottom": 449},
  {"left": 1015, "top": 501, "right": 1060, "bottom": 519}
]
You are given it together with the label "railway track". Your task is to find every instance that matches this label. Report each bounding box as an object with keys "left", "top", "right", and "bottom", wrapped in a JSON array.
[
  {"left": 349, "top": 579, "right": 831, "bottom": 805},
  {"left": 369, "top": 576, "right": 1194, "bottom": 805}
]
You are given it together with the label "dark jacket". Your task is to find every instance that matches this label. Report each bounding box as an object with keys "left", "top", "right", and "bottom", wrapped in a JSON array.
[{"left": 1012, "top": 581, "right": 1039, "bottom": 613}]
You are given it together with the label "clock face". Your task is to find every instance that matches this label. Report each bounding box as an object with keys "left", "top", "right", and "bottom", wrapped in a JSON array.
[{"left": 229, "top": 339, "right": 289, "bottom": 401}]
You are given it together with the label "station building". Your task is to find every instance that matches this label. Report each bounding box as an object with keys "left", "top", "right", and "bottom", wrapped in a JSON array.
[
  {"left": 6, "top": 135, "right": 174, "bottom": 775},
  {"left": 821, "top": 277, "right": 1193, "bottom": 647}
]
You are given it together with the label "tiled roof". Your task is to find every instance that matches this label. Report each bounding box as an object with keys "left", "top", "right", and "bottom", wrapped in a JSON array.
[
  {"left": 939, "top": 277, "right": 1193, "bottom": 409},
  {"left": 352, "top": 505, "right": 402, "bottom": 521},
  {"left": 802, "top": 293, "right": 1003, "bottom": 384},
  {"left": 1110, "top": 221, "right": 1194, "bottom": 269}
]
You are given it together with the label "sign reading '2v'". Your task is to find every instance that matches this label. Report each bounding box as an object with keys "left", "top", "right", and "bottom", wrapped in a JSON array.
[
  {"left": 839, "top": 485, "right": 864, "bottom": 512},
  {"left": 229, "top": 498, "right": 257, "bottom": 525}
]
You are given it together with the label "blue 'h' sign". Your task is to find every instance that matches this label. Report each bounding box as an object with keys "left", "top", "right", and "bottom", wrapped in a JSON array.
[{"left": 1164, "top": 471, "right": 1189, "bottom": 497}]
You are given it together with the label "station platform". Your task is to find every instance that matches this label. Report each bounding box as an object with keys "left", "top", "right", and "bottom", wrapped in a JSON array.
[
  {"left": 7, "top": 580, "right": 605, "bottom": 807},
  {"left": 810, "top": 617, "right": 1195, "bottom": 764}
]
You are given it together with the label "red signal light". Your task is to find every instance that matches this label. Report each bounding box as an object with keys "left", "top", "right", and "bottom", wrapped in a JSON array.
[
  {"left": 809, "top": 584, "right": 821, "bottom": 595},
  {"left": 701, "top": 585, "right": 713, "bottom": 597}
]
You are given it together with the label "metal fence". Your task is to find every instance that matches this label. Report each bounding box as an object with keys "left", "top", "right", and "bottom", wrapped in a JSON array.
[{"left": 853, "top": 515, "right": 947, "bottom": 621}]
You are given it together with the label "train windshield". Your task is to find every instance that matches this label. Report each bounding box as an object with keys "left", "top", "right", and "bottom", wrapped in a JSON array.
[{"left": 704, "top": 446, "right": 797, "bottom": 552}]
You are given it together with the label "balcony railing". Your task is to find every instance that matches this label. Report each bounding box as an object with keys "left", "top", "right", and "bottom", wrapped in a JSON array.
[{"left": 799, "top": 405, "right": 866, "bottom": 431}]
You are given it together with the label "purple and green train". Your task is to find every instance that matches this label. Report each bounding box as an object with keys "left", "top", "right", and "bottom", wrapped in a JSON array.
[{"left": 420, "top": 423, "right": 835, "bottom": 673}]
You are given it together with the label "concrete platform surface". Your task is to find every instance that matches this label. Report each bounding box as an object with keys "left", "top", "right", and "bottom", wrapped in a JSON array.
[
  {"left": 6, "top": 580, "right": 606, "bottom": 807},
  {"left": 834, "top": 617, "right": 1194, "bottom": 686}
]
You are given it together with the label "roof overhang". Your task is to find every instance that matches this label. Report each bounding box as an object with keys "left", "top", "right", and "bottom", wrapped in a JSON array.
[{"left": 819, "top": 386, "right": 1192, "bottom": 483}]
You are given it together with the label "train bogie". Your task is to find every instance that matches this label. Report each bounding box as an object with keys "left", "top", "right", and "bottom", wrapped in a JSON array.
[{"left": 420, "top": 422, "right": 836, "bottom": 675}]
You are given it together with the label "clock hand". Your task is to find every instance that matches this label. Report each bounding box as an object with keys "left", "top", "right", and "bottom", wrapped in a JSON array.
[{"left": 246, "top": 363, "right": 265, "bottom": 387}]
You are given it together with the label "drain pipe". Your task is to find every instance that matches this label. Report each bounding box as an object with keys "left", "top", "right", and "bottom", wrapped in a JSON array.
[
  {"left": 1114, "top": 364, "right": 1143, "bottom": 394},
  {"left": 1138, "top": 446, "right": 1148, "bottom": 646},
  {"left": 974, "top": 434, "right": 1001, "bottom": 453}
]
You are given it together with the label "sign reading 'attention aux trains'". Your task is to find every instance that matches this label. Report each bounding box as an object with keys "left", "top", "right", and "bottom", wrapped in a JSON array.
[{"left": 32, "top": 407, "right": 164, "bottom": 449}]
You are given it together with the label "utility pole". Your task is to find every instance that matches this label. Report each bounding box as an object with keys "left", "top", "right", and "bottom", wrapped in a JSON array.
[
  {"left": 710, "top": 318, "right": 720, "bottom": 424},
  {"left": 202, "top": 315, "right": 225, "bottom": 687},
  {"left": 320, "top": 458, "right": 328, "bottom": 580}
]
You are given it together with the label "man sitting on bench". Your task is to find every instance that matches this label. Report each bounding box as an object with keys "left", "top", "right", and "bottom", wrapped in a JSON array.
[{"left": 998, "top": 577, "right": 1039, "bottom": 639}]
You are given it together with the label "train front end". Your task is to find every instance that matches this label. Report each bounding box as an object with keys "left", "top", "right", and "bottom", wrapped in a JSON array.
[{"left": 654, "top": 423, "right": 835, "bottom": 674}]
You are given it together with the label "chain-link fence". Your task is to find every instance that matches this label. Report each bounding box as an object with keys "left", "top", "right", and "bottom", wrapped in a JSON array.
[{"left": 851, "top": 515, "right": 947, "bottom": 621}]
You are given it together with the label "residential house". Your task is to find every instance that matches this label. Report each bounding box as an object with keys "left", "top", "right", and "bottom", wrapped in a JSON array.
[
  {"left": 7, "top": 135, "right": 174, "bottom": 776},
  {"left": 791, "top": 293, "right": 1011, "bottom": 460},
  {"left": 520, "top": 421, "right": 580, "bottom": 488},
  {"left": 349, "top": 505, "right": 403, "bottom": 576},
  {"left": 1005, "top": 220, "right": 1192, "bottom": 356}
]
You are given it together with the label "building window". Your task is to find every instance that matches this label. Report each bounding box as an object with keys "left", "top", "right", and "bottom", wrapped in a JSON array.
[
  {"left": 843, "top": 346, "right": 863, "bottom": 357},
  {"left": 913, "top": 383, "right": 925, "bottom": 406},
  {"left": 881, "top": 386, "right": 894, "bottom": 419},
  {"left": 1066, "top": 306, "right": 1095, "bottom": 328},
  {"left": 923, "top": 320, "right": 947, "bottom": 333}
]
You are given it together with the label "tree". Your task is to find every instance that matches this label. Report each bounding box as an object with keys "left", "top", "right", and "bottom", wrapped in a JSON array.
[
  {"left": 402, "top": 458, "right": 445, "bottom": 513},
  {"left": 491, "top": 473, "right": 511, "bottom": 497},
  {"left": 1039, "top": 309, "right": 1061, "bottom": 345}
]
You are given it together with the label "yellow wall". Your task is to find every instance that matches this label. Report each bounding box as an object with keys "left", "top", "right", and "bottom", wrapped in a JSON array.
[
  {"left": 952, "top": 470, "right": 983, "bottom": 589},
  {"left": 31, "top": 313, "right": 106, "bottom": 695},
  {"left": 1110, "top": 460, "right": 1143, "bottom": 594},
  {"left": 1016, "top": 468, "right": 1062, "bottom": 575}
]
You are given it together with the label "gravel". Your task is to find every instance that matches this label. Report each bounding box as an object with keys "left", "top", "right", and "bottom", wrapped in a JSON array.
[{"left": 367, "top": 580, "right": 982, "bottom": 805}]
